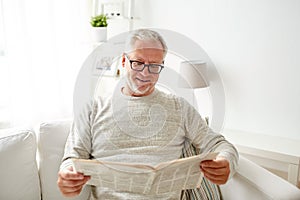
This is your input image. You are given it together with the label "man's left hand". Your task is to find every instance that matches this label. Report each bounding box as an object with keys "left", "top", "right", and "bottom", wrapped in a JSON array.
[{"left": 200, "top": 156, "right": 230, "bottom": 185}]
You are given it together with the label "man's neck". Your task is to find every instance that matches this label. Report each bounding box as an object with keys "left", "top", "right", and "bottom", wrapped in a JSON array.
[{"left": 121, "top": 86, "right": 154, "bottom": 97}]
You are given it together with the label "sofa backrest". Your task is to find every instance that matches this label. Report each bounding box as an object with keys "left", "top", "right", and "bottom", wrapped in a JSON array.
[
  {"left": 0, "top": 128, "right": 41, "bottom": 200},
  {"left": 37, "top": 119, "right": 90, "bottom": 200}
]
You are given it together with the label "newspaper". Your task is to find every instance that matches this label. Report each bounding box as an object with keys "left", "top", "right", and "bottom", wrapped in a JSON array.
[{"left": 71, "top": 152, "right": 218, "bottom": 195}]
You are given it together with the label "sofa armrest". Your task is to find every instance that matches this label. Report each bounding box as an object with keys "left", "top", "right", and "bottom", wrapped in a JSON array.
[
  {"left": 220, "top": 156, "right": 300, "bottom": 200},
  {"left": 0, "top": 128, "right": 41, "bottom": 200}
]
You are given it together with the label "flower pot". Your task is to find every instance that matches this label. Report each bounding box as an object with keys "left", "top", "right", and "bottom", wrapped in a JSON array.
[{"left": 91, "top": 27, "right": 107, "bottom": 42}]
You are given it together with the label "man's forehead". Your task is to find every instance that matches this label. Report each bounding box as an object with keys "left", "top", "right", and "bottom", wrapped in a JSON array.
[{"left": 133, "top": 39, "right": 164, "bottom": 50}]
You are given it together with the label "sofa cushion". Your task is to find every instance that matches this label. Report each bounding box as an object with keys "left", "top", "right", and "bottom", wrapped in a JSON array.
[
  {"left": 37, "top": 119, "right": 90, "bottom": 200},
  {"left": 0, "top": 128, "right": 41, "bottom": 200}
]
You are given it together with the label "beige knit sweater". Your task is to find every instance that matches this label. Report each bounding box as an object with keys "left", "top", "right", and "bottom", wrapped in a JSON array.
[{"left": 61, "top": 89, "right": 238, "bottom": 199}]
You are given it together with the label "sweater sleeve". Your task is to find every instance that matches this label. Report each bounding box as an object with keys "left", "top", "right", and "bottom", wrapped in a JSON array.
[
  {"left": 180, "top": 97, "right": 239, "bottom": 179},
  {"left": 60, "top": 99, "right": 97, "bottom": 170}
]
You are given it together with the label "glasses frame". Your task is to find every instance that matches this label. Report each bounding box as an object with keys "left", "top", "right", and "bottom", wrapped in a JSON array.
[{"left": 125, "top": 54, "right": 164, "bottom": 74}]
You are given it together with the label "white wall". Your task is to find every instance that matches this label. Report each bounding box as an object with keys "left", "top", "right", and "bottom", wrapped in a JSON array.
[{"left": 135, "top": 0, "right": 300, "bottom": 140}]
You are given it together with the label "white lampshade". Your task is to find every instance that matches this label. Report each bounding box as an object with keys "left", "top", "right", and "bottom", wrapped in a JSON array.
[{"left": 178, "top": 60, "right": 209, "bottom": 88}]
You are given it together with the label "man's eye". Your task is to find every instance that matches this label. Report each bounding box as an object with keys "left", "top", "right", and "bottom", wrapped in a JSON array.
[
  {"left": 133, "top": 61, "right": 144, "bottom": 66},
  {"left": 151, "top": 65, "right": 160, "bottom": 68}
]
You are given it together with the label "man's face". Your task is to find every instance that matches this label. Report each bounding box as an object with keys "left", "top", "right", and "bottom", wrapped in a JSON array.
[{"left": 122, "top": 40, "right": 164, "bottom": 96}]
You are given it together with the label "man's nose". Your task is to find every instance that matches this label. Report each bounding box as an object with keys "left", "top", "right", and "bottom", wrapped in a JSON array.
[{"left": 140, "top": 64, "right": 150, "bottom": 76}]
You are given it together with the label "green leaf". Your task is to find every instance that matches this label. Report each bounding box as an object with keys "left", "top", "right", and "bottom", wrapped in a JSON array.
[{"left": 90, "top": 14, "right": 108, "bottom": 27}]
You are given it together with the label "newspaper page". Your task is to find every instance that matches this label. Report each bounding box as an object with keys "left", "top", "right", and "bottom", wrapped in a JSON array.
[{"left": 71, "top": 152, "right": 218, "bottom": 195}]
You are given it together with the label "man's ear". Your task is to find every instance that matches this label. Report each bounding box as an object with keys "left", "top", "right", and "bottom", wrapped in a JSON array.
[{"left": 121, "top": 53, "right": 126, "bottom": 68}]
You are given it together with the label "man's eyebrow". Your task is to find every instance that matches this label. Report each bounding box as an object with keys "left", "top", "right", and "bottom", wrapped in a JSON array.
[
  {"left": 130, "top": 58, "right": 144, "bottom": 62},
  {"left": 135, "top": 58, "right": 163, "bottom": 64},
  {"left": 129, "top": 56, "right": 163, "bottom": 63}
]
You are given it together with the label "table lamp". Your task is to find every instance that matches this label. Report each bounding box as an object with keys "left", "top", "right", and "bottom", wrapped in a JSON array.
[
  {"left": 178, "top": 60, "right": 210, "bottom": 124},
  {"left": 178, "top": 60, "right": 209, "bottom": 88}
]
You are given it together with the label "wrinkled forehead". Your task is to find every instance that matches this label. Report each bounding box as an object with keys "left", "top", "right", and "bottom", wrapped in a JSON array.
[{"left": 129, "top": 39, "right": 164, "bottom": 58}]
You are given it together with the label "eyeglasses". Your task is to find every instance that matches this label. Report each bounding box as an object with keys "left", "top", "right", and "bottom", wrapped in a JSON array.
[{"left": 125, "top": 54, "right": 164, "bottom": 74}]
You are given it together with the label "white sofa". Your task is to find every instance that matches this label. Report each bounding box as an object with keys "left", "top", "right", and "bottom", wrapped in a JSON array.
[{"left": 0, "top": 119, "right": 299, "bottom": 200}]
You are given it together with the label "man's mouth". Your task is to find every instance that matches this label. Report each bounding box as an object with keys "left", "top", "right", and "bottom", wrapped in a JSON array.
[{"left": 136, "top": 77, "right": 150, "bottom": 83}]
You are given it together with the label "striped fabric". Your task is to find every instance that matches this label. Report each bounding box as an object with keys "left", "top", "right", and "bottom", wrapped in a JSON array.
[{"left": 180, "top": 140, "right": 223, "bottom": 200}]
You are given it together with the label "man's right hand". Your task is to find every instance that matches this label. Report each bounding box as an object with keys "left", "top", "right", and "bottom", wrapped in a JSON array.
[{"left": 57, "top": 166, "right": 90, "bottom": 197}]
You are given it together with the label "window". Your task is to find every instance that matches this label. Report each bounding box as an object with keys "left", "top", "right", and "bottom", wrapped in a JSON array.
[
  {"left": 0, "top": 0, "right": 5, "bottom": 56},
  {"left": 0, "top": 0, "right": 11, "bottom": 127}
]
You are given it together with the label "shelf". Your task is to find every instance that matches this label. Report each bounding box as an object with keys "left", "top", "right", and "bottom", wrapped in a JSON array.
[{"left": 223, "top": 129, "right": 300, "bottom": 187}]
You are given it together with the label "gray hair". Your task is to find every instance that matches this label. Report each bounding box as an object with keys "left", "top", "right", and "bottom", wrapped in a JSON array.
[{"left": 125, "top": 29, "right": 168, "bottom": 58}]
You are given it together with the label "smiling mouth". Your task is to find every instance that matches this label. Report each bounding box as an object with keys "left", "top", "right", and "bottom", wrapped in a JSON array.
[{"left": 136, "top": 77, "right": 150, "bottom": 83}]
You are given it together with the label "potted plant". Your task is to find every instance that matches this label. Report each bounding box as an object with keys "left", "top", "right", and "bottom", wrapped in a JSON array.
[{"left": 90, "top": 14, "right": 108, "bottom": 42}]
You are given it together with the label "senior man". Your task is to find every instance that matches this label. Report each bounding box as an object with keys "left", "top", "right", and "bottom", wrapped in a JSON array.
[{"left": 57, "top": 29, "right": 238, "bottom": 199}]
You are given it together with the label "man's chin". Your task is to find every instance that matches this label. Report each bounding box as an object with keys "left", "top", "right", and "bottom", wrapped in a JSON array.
[
  {"left": 133, "top": 85, "right": 153, "bottom": 95},
  {"left": 126, "top": 76, "right": 154, "bottom": 96}
]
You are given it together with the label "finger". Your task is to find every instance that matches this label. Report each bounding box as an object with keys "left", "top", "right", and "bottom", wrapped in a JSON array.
[
  {"left": 60, "top": 184, "right": 83, "bottom": 193},
  {"left": 201, "top": 165, "right": 228, "bottom": 176},
  {"left": 60, "top": 186, "right": 83, "bottom": 197},
  {"left": 58, "top": 178, "right": 86, "bottom": 187},
  {"left": 58, "top": 176, "right": 90, "bottom": 197},
  {"left": 58, "top": 176, "right": 90, "bottom": 187},
  {"left": 202, "top": 171, "right": 228, "bottom": 185},
  {"left": 201, "top": 159, "right": 229, "bottom": 169},
  {"left": 58, "top": 170, "right": 85, "bottom": 181}
]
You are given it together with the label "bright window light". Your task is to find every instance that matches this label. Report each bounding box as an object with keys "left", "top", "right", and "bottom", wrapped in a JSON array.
[{"left": 0, "top": 0, "right": 5, "bottom": 56}]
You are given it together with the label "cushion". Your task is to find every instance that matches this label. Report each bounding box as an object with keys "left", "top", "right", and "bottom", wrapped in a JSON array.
[
  {"left": 37, "top": 119, "right": 90, "bottom": 200},
  {"left": 0, "top": 128, "right": 41, "bottom": 200}
]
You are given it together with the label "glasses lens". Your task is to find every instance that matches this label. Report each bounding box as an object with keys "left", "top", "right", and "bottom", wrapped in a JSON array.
[
  {"left": 148, "top": 65, "right": 162, "bottom": 73},
  {"left": 131, "top": 61, "right": 144, "bottom": 70}
]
